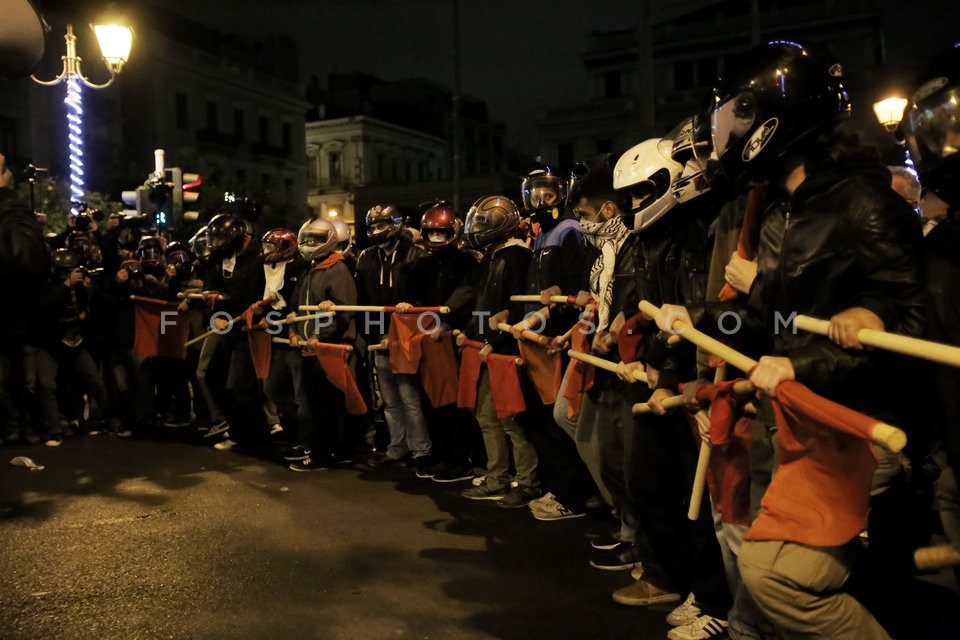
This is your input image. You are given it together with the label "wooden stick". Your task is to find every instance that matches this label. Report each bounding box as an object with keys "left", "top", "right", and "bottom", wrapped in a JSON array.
[
  {"left": 496, "top": 322, "right": 551, "bottom": 346},
  {"left": 176, "top": 291, "right": 226, "bottom": 302},
  {"left": 554, "top": 326, "right": 574, "bottom": 348},
  {"left": 568, "top": 350, "right": 648, "bottom": 383},
  {"left": 513, "top": 306, "right": 551, "bottom": 332},
  {"left": 367, "top": 342, "right": 389, "bottom": 352},
  {"left": 185, "top": 329, "right": 216, "bottom": 347},
  {"left": 688, "top": 366, "right": 727, "bottom": 521},
  {"left": 509, "top": 294, "right": 578, "bottom": 305},
  {"left": 298, "top": 304, "right": 450, "bottom": 314},
  {"left": 914, "top": 544, "right": 960, "bottom": 570},
  {"left": 639, "top": 300, "right": 907, "bottom": 453},
  {"left": 796, "top": 314, "right": 960, "bottom": 369},
  {"left": 633, "top": 379, "right": 755, "bottom": 414},
  {"left": 272, "top": 337, "right": 291, "bottom": 345}
]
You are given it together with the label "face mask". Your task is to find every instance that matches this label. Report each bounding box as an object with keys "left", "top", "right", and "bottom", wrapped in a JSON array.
[{"left": 579, "top": 216, "right": 629, "bottom": 248}]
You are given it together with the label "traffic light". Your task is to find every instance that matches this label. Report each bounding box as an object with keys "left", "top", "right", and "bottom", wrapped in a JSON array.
[
  {"left": 121, "top": 185, "right": 150, "bottom": 215},
  {"left": 167, "top": 168, "right": 201, "bottom": 228}
]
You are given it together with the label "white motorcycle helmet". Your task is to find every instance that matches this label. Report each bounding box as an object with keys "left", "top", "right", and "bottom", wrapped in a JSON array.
[{"left": 613, "top": 138, "right": 683, "bottom": 233}]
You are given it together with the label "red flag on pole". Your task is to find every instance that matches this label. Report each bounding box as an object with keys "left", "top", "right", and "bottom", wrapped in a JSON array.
[
  {"left": 743, "top": 380, "right": 878, "bottom": 547},
  {"left": 519, "top": 341, "right": 561, "bottom": 405},
  {"left": 313, "top": 345, "right": 368, "bottom": 415},
  {"left": 388, "top": 312, "right": 438, "bottom": 374},
  {"left": 132, "top": 297, "right": 190, "bottom": 360},
  {"left": 486, "top": 354, "right": 526, "bottom": 419},
  {"left": 248, "top": 331, "right": 273, "bottom": 380},
  {"left": 457, "top": 343, "right": 483, "bottom": 410},
  {"left": 563, "top": 318, "right": 597, "bottom": 418},
  {"left": 419, "top": 333, "right": 459, "bottom": 408}
]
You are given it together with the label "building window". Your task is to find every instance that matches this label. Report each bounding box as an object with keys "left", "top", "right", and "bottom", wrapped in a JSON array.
[
  {"left": 329, "top": 151, "right": 341, "bottom": 178},
  {"left": 282, "top": 122, "right": 292, "bottom": 154},
  {"left": 674, "top": 60, "right": 695, "bottom": 90},
  {"left": 603, "top": 71, "right": 622, "bottom": 98},
  {"left": 175, "top": 93, "right": 188, "bottom": 130},
  {"left": 596, "top": 139, "right": 613, "bottom": 154},
  {"left": 206, "top": 100, "right": 218, "bottom": 133},
  {"left": 234, "top": 108, "right": 244, "bottom": 142},
  {"left": 259, "top": 116, "right": 269, "bottom": 145},
  {"left": 558, "top": 143, "right": 574, "bottom": 171}
]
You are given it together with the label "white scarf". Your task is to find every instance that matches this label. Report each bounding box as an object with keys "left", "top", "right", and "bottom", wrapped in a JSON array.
[
  {"left": 581, "top": 216, "right": 630, "bottom": 331},
  {"left": 263, "top": 262, "right": 288, "bottom": 311}
]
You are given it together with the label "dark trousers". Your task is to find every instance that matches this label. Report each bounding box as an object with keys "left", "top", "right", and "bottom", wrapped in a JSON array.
[
  {"left": 424, "top": 403, "right": 481, "bottom": 470},
  {"left": 223, "top": 336, "right": 267, "bottom": 444},
  {"left": 625, "top": 409, "right": 731, "bottom": 618},
  {"left": 296, "top": 355, "right": 344, "bottom": 456},
  {"left": 265, "top": 347, "right": 303, "bottom": 433}
]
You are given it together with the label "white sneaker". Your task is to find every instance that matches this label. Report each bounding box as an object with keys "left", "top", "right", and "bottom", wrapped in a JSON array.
[
  {"left": 532, "top": 501, "right": 586, "bottom": 521},
  {"left": 666, "top": 593, "right": 701, "bottom": 627},
  {"left": 472, "top": 475, "right": 486, "bottom": 487},
  {"left": 213, "top": 438, "right": 237, "bottom": 451},
  {"left": 667, "top": 615, "right": 728, "bottom": 640},
  {"left": 528, "top": 492, "right": 558, "bottom": 512},
  {"left": 269, "top": 424, "right": 283, "bottom": 435}
]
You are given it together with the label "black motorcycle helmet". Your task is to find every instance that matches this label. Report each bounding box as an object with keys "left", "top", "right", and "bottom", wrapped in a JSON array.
[
  {"left": 206, "top": 213, "right": 247, "bottom": 257},
  {"left": 904, "top": 44, "right": 960, "bottom": 208},
  {"left": 365, "top": 205, "right": 404, "bottom": 245},
  {"left": 165, "top": 241, "right": 194, "bottom": 278},
  {"left": 64, "top": 231, "right": 102, "bottom": 267},
  {"left": 51, "top": 248, "right": 80, "bottom": 278},
  {"left": 520, "top": 166, "right": 568, "bottom": 227},
  {"left": 710, "top": 41, "right": 851, "bottom": 189},
  {"left": 137, "top": 236, "right": 165, "bottom": 276}
]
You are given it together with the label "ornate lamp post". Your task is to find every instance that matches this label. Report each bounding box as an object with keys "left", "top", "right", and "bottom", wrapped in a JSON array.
[{"left": 31, "top": 21, "right": 132, "bottom": 214}]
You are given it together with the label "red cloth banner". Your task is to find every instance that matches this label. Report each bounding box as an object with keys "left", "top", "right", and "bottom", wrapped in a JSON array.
[
  {"left": 388, "top": 311, "right": 439, "bottom": 374},
  {"left": 133, "top": 298, "right": 190, "bottom": 360},
  {"left": 519, "top": 341, "right": 561, "bottom": 405},
  {"left": 695, "top": 380, "right": 753, "bottom": 526},
  {"left": 457, "top": 343, "right": 483, "bottom": 410},
  {"left": 617, "top": 312, "right": 651, "bottom": 364},
  {"left": 743, "top": 380, "right": 878, "bottom": 547},
  {"left": 563, "top": 318, "right": 597, "bottom": 418},
  {"left": 718, "top": 186, "right": 766, "bottom": 302},
  {"left": 248, "top": 331, "right": 273, "bottom": 380},
  {"left": 486, "top": 354, "right": 526, "bottom": 419},
  {"left": 419, "top": 333, "right": 460, "bottom": 408},
  {"left": 313, "top": 345, "right": 368, "bottom": 416}
]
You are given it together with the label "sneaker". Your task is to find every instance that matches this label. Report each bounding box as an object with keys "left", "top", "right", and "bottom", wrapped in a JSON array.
[
  {"left": 213, "top": 438, "right": 237, "bottom": 451},
  {"left": 289, "top": 455, "right": 331, "bottom": 472},
  {"left": 163, "top": 415, "right": 192, "bottom": 428},
  {"left": 584, "top": 494, "right": 605, "bottom": 510},
  {"left": 5, "top": 432, "right": 21, "bottom": 445},
  {"left": 528, "top": 492, "right": 558, "bottom": 512},
  {"left": 366, "top": 451, "right": 409, "bottom": 468},
  {"left": 590, "top": 530, "right": 623, "bottom": 551},
  {"left": 431, "top": 466, "right": 475, "bottom": 483},
  {"left": 612, "top": 579, "right": 681, "bottom": 606},
  {"left": 667, "top": 615, "right": 728, "bottom": 640},
  {"left": 667, "top": 593, "right": 702, "bottom": 627},
  {"left": 86, "top": 423, "right": 106, "bottom": 436},
  {"left": 461, "top": 480, "right": 509, "bottom": 501},
  {"left": 497, "top": 486, "right": 542, "bottom": 509},
  {"left": 203, "top": 420, "right": 230, "bottom": 439},
  {"left": 471, "top": 475, "right": 486, "bottom": 487},
  {"left": 44, "top": 435, "right": 63, "bottom": 447},
  {"left": 282, "top": 445, "right": 310, "bottom": 461},
  {"left": 24, "top": 433, "right": 41, "bottom": 446},
  {"left": 589, "top": 542, "right": 643, "bottom": 571},
  {"left": 532, "top": 500, "right": 586, "bottom": 521},
  {"left": 114, "top": 429, "right": 133, "bottom": 438},
  {"left": 412, "top": 455, "right": 436, "bottom": 478}
]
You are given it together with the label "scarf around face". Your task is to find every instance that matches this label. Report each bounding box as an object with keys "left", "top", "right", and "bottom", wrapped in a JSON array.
[{"left": 580, "top": 215, "right": 630, "bottom": 331}]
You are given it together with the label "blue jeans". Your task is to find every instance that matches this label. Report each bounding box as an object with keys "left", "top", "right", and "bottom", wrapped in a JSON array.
[{"left": 374, "top": 352, "right": 431, "bottom": 459}]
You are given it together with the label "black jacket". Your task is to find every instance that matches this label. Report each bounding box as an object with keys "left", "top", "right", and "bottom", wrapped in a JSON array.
[
  {"left": 202, "top": 236, "right": 266, "bottom": 329},
  {"left": 465, "top": 241, "right": 531, "bottom": 353},
  {"left": 0, "top": 187, "right": 50, "bottom": 350},
  {"left": 355, "top": 236, "right": 425, "bottom": 339},
  {"left": 525, "top": 218, "right": 591, "bottom": 334},
  {"left": 408, "top": 247, "right": 481, "bottom": 331},
  {"left": 292, "top": 260, "right": 357, "bottom": 343}
]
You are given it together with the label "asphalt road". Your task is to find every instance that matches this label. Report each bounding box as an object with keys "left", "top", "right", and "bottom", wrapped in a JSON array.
[{"left": 1, "top": 432, "right": 673, "bottom": 640}]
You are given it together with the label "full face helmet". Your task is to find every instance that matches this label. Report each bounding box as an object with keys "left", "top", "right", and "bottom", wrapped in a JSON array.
[
  {"left": 464, "top": 195, "right": 521, "bottom": 250},
  {"left": 613, "top": 138, "right": 683, "bottom": 233},
  {"left": 330, "top": 219, "right": 353, "bottom": 252},
  {"left": 521, "top": 167, "right": 568, "bottom": 226},
  {"left": 260, "top": 228, "right": 298, "bottom": 263},
  {"left": 297, "top": 218, "right": 338, "bottom": 261},
  {"left": 420, "top": 201, "right": 462, "bottom": 252},
  {"left": 65, "top": 231, "right": 102, "bottom": 267},
  {"left": 164, "top": 241, "right": 194, "bottom": 278},
  {"left": 365, "top": 205, "right": 403, "bottom": 245},
  {"left": 137, "top": 236, "right": 165, "bottom": 276},
  {"left": 205, "top": 213, "right": 246, "bottom": 258},
  {"left": 710, "top": 41, "right": 851, "bottom": 189},
  {"left": 903, "top": 44, "right": 960, "bottom": 208}
]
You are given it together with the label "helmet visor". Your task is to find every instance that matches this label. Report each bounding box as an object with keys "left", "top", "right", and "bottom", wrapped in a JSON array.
[
  {"left": 712, "top": 92, "right": 758, "bottom": 160},
  {"left": 907, "top": 90, "right": 960, "bottom": 168}
]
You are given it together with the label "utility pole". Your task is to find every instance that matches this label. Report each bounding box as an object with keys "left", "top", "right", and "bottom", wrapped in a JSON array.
[
  {"left": 636, "top": 0, "right": 655, "bottom": 137},
  {"left": 451, "top": 0, "right": 462, "bottom": 214}
]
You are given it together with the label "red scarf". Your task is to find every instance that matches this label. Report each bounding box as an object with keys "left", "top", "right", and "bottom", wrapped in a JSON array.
[{"left": 314, "top": 252, "right": 345, "bottom": 270}]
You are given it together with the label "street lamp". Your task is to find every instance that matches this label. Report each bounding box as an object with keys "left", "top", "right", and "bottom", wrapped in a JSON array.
[
  {"left": 31, "top": 21, "right": 132, "bottom": 214},
  {"left": 873, "top": 96, "right": 908, "bottom": 132}
]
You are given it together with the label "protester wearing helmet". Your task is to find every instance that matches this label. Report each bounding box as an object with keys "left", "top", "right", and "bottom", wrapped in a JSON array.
[
  {"left": 459, "top": 195, "right": 540, "bottom": 503},
  {"left": 649, "top": 41, "right": 924, "bottom": 640},
  {"left": 137, "top": 235, "right": 166, "bottom": 277},
  {"left": 356, "top": 204, "right": 432, "bottom": 469},
  {"left": 288, "top": 217, "right": 358, "bottom": 471}
]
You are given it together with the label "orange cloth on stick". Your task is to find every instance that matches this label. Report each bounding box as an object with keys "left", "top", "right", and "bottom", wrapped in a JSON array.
[
  {"left": 313, "top": 345, "right": 368, "bottom": 415},
  {"left": 695, "top": 380, "right": 753, "bottom": 526},
  {"left": 718, "top": 186, "right": 766, "bottom": 302},
  {"left": 419, "top": 333, "right": 460, "bottom": 408},
  {"left": 248, "top": 331, "right": 273, "bottom": 380},
  {"left": 388, "top": 311, "right": 438, "bottom": 374},
  {"left": 133, "top": 298, "right": 190, "bottom": 360},
  {"left": 519, "top": 341, "right": 561, "bottom": 405},
  {"left": 486, "top": 354, "right": 526, "bottom": 419},
  {"left": 457, "top": 344, "right": 483, "bottom": 410},
  {"left": 743, "top": 380, "right": 878, "bottom": 547},
  {"left": 563, "top": 318, "right": 597, "bottom": 418},
  {"left": 617, "top": 312, "right": 652, "bottom": 364}
]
